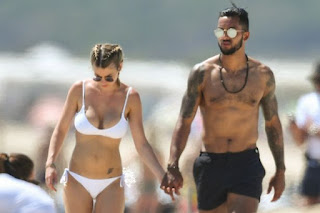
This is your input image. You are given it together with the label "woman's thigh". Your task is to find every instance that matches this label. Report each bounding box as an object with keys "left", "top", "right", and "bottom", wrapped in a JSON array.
[
  {"left": 63, "top": 174, "right": 93, "bottom": 213},
  {"left": 95, "top": 178, "right": 125, "bottom": 213}
]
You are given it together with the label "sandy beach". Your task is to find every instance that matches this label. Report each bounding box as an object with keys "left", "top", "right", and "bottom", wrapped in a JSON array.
[
  {"left": 0, "top": 56, "right": 318, "bottom": 212},
  {"left": 1, "top": 121, "right": 320, "bottom": 213}
]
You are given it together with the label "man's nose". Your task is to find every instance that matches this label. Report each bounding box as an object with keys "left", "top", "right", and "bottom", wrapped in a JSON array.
[{"left": 223, "top": 29, "right": 233, "bottom": 38}]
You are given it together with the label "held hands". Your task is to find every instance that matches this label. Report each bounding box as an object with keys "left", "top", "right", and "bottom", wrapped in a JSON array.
[
  {"left": 160, "top": 165, "right": 183, "bottom": 201},
  {"left": 267, "top": 170, "right": 285, "bottom": 202},
  {"left": 45, "top": 163, "right": 58, "bottom": 192}
]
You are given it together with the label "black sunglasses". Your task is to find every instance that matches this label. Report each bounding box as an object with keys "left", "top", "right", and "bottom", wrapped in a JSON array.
[{"left": 93, "top": 75, "right": 114, "bottom": 82}]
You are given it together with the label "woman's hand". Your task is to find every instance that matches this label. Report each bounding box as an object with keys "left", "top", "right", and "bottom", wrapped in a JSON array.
[{"left": 45, "top": 164, "right": 58, "bottom": 192}]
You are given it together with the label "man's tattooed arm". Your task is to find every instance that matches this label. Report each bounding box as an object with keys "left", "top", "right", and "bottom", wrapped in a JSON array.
[
  {"left": 168, "top": 65, "right": 205, "bottom": 166},
  {"left": 261, "top": 69, "right": 286, "bottom": 171}
]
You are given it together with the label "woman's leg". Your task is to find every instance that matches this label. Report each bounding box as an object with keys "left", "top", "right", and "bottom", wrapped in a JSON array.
[
  {"left": 63, "top": 174, "right": 93, "bottom": 213},
  {"left": 95, "top": 178, "right": 125, "bottom": 213}
]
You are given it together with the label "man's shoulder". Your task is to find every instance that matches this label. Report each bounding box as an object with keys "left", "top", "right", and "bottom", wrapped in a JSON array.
[
  {"left": 249, "top": 57, "right": 272, "bottom": 73},
  {"left": 192, "top": 55, "right": 220, "bottom": 73}
]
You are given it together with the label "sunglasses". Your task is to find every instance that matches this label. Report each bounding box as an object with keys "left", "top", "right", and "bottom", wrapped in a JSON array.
[
  {"left": 93, "top": 75, "right": 114, "bottom": 82},
  {"left": 214, "top": 28, "right": 244, "bottom": 39}
]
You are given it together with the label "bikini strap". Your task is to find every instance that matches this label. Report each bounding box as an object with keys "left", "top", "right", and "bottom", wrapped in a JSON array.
[
  {"left": 60, "top": 168, "right": 69, "bottom": 185},
  {"left": 122, "top": 87, "right": 132, "bottom": 115},
  {"left": 82, "top": 80, "right": 85, "bottom": 108}
]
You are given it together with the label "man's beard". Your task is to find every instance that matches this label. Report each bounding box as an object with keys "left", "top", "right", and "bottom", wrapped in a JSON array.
[{"left": 218, "top": 38, "right": 243, "bottom": 55}]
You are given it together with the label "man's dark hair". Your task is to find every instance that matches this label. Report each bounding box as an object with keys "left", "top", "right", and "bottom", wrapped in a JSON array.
[{"left": 219, "top": 7, "right": 249, "bottom": 31}]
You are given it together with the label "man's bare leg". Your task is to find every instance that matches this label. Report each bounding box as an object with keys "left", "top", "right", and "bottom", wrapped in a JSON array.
[
  {"left": 226, "top": 193, "right": 259, "bottom": 213},
  {"left": 198, "top": 193, "right": 259, "bottom": 213},
  {"left": 305, "top": 196, "right": 320, "bottom": 206},
  {"left": 198, "top": 202, "right": 227, "bottom": 213}
]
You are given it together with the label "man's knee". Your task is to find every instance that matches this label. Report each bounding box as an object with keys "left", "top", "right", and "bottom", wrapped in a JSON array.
[
  {"left": 227, "top": 193, "right": 259, "bottom": 213},
  {"left": 198, "top": 202, "right": 227, "bottom": 213}
]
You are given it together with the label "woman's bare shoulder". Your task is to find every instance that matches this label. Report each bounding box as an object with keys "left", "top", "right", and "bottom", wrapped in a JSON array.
[
  {"left": 67, "top": 80, "right": 84, "bottom": 99},
  {"left": 127, "top": 86, "right": 140, "bottom": 101}
]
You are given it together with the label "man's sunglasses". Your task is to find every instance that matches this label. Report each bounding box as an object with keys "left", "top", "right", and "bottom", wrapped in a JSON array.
[
  {"left": 214, "top": 28, "right": 244, "bottom": 39},
  {"left": 93, "top": 75, "right": 114, "bottom": 82}
]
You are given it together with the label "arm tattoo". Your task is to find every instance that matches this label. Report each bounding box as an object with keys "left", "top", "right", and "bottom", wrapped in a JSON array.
[
  {"left": 261, "top": 72, "right": 277, "bottom": 121},
  {"left": 266, "top": 125, "right": 285, "bottom": 170},
  {"left": 261, "top": 93, "right": 278, "bottom": 121},
  {"left": 266, "top": 72, "right": 275, "bottom": 87},
  {"left": 263, "top": 70, "right": 285, "bottom": 171},
  {"left": 181, "top": 69, "right": 205, "bottom": 118}
]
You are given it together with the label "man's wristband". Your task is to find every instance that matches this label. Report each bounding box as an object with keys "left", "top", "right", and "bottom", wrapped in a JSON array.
[
  {"left": 167, "top": 164, "right": 179, "bottom": 171},
  {"left": 45, "top": 163, "right": 56, "bottom": 169}
]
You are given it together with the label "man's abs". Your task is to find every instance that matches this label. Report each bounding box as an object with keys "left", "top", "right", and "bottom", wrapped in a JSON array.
[{"left": 200, "top": 108, "right": 259, "bottom": 153}]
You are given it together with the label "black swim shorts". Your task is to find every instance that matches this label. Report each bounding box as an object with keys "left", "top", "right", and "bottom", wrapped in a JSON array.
[{"left": 193, "top": 148, "right": 265, "bottom": 211}]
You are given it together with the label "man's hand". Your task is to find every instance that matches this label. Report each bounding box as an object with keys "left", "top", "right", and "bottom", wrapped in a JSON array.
[
  {"left": 267, "top": 170, "right": 285, "bottom": 202},
  {"left": 160, "top": 168, "right": 183, "bottom": 201}
]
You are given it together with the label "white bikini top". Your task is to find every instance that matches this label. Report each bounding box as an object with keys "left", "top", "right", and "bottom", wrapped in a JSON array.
[{"left": 74, "top": 81, "right": 131, "bottom": 139}]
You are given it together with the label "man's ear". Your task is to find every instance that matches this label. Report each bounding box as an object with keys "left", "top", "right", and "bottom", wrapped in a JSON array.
[{"left": 243, "top": 31, "right": 250, "bottom": 41}]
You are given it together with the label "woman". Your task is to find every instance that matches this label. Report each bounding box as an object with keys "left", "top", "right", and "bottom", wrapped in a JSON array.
[{"left": 45, "top": 43, "right": 165, "bottom": 213}]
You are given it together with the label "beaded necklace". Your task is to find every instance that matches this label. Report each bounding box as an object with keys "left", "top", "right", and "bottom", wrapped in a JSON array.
[{"left": 219, "top": 54, "right": 249, "bottom": 94}]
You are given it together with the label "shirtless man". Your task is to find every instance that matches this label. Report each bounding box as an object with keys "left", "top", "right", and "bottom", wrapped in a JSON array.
[{"left": 161, "top": 7, "right": 285, "bottom": 213}]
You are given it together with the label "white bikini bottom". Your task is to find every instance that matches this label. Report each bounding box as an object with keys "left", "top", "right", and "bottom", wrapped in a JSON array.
[{"left": 60, "top": 168, "right": 124, "bottom": 199}]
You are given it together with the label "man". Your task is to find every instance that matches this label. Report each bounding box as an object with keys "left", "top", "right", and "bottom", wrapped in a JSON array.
[
  {"left": 0, "top": 153, "right": 56, "bottom": 213},
  {"left": 161, "top": 7, "right": 285, "bottom": 213},
  {"left": 289, "top": 62, "right": 320, "bottom": 206}
]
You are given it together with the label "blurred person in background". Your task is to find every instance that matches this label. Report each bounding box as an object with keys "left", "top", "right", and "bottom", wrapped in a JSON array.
[
  {"left": 45, "top": 43, "right": 165, "bottom": 213},
  {"left": 34, "top": 124, "right": 66, "bottom": 187},
  {"left": 130, "top": 147, "right": 165, "bottom": 213},
  {"left": 289, "top": 61, "right": 320, "bottom": 206},
  {"left": 161, "top": 6, "right": 285, "bottom": 213},
  {"left": 27, "top": 97, "right": 66, "bottom": 187},
  {"left": 0, "top": 153, "right": 56, "bottom": 213}
]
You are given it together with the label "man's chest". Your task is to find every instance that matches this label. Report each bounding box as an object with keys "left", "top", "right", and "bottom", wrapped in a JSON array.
[{"left": 202, "top": 73, "right": 265, "bottom": 109}]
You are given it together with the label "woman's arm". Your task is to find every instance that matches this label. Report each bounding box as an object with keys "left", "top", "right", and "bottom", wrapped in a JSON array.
[
  {"left": 127, "top": 89, "right": 165, "bottom": 182},
  {"left": 45, "top": 81, "right": 81, "bottom": 191}
]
